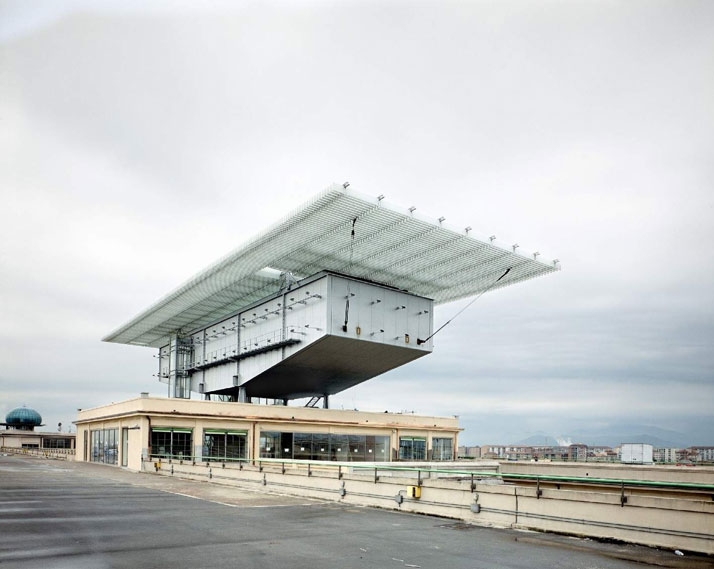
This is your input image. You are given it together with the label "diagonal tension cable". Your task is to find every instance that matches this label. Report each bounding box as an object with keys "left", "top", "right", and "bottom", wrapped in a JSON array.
[{"left": 416, "top": 267, "right": 512, "bottom": 345}]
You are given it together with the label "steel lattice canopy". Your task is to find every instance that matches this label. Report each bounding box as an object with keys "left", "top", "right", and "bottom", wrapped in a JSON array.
[{"left": 104, "top": 184, "right": 559, "bottom": 348}]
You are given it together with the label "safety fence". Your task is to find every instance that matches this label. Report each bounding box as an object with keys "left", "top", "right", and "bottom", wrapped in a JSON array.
[
  {"left": 143, "top": 456, "right": 714, "bottom": 555},
  {"left": 1, "top": 446, "right": 75, "bottom": 459}
]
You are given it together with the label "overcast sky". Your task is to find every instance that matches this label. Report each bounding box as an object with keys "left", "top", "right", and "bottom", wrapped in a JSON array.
[{"left": 1, "top": 0, "right": 712, "bottom": 445}]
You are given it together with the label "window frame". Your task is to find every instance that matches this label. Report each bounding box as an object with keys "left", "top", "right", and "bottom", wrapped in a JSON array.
[{"left": 150, "top": 427, "right": 193, "bottom": 460}]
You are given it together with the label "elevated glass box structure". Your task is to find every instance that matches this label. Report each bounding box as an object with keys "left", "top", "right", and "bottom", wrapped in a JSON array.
[{"left": 103, "top": 184, "right": 558, "bottom": 405}]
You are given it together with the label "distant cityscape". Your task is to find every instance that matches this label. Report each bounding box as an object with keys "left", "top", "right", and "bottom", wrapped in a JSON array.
[{"left": 458, "top": 443, "right": 714, "bottom": 464}]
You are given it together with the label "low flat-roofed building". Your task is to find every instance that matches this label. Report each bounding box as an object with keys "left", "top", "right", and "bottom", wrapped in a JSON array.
[
  {"left": 1, "top": 406, "right": 76, "bottom": 453},
  {"left": 0, "top": 429, "right": 75, "bottom": 451},
  {"left": 74, "top": 395, "right": 461, "bottom": 471},
  {"left": 457, "top": 445, "right": 481, "bottom": 458},
  {"left": 653, "top": 447, "right": 679, "bottom": 463},
  {"left": 690, "top": 446, "right": 714, "bottom": 463}
]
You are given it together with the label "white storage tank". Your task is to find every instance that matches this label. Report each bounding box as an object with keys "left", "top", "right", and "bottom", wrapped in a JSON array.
[{"left": 620, "top": 443, "right": 653, "bottom": 465}]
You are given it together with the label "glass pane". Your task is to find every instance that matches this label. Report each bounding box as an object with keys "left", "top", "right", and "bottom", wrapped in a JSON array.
[
  {"left": 279, "top": 432, "right": 293, "bottom": 459},
  {"left": 107, "top": 429, "right": 118, "bottom": 464},
  {"left": 348, "top": 435, "right": 366, "bottom": 461},
  {"left": 432, "top": 438, "right": 453, "bottom": 461},
  {"left": 204, "top": 433, "right": 225, "bottom": 459},
  {"left": 89, "top": 429, "right": 118, "bottom": 464},
  {"left": 225, "top": 434, "right": 246, "bottom": 460},
  {"left": 313, "top": 433, "right": 329, "bottom": 461},
  {"left": 150, "top": 429, "right": 192, "bottom": 459},
  {"left": 399, "top": 438, "right": 413, "bottom": 460},
  {"left": 365, "top": 436, "right": 389, "bottom": 462},
  {"left": 172, "top": 431, "right": 192, "bottom": 459},
  {"left": 374, "top": 436, "right": 389, "bottom": 462},
  {"left": 330, "top": 434, "right": 349, "bottom": 461},
  {"left": 121, "top": 428, "right": 129, "bottom": 467},
  {"left": 99, "top": 430, "right": 105, "bottom": 463},
  {"left": 293, "top": 433, "right": 312, "bottom": 461},
  {"left": 151, "top": 429, "right": 172, "bottom": 458},
  {"left": 91, "top": 431, "right": 97, "bottom": 462},
  {"left": 413, "top": 438, "right": 426, "bottom": 461},
  {"left": 259, "top": 432, "right": 280, "bottom": 458}
]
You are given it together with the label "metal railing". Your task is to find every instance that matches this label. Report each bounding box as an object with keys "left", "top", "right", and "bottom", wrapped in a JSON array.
[
  {"left": 143, "top": 455, "right": 714, "bottom": 495},
  {"left": 1, "top": 446, "right": 75, "bottom": 458}
]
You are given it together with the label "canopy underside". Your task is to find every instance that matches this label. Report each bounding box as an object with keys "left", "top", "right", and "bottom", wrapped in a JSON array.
[{"left": 104, "top": 184, "right": 559, "bottom": 348}]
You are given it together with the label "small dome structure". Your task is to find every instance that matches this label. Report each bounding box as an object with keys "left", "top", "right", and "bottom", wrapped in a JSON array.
[{"left": 5, "top": 407, "right": 43, "bottom": 430}]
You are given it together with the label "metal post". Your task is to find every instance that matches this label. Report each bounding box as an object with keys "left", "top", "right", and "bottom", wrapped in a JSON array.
[{"left": 620, "top": 481, "right": 627, "bottom": 506}]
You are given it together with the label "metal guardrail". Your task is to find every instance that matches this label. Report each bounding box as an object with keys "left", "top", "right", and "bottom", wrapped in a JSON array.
[
  {"left": 1, "top": 447, "right": 75, "bottom": 457},
  {"left": 145, "top": 455, "right": 714, "bottom": 494}
]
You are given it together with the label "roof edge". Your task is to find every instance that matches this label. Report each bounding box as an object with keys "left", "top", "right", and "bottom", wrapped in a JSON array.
[{"left": 102, "top": 183, "right": 347, "bottom": 344}]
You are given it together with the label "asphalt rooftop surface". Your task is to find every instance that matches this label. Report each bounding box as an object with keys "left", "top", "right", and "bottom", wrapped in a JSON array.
[{"left": 0, "top": 454, "right": 711, "bottom": 569}]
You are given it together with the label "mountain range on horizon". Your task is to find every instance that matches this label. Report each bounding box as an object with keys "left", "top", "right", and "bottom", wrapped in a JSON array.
[
  {"left": 457, "top": 417, "right": 713, "bottom": 448},
  {"left": 512, "top": 423, "right": 701, "bottom": 449}
]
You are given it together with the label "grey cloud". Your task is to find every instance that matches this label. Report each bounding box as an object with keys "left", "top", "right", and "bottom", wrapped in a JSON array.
[{"left": 1, "top": 2, "right": 712, "bottom": 444}]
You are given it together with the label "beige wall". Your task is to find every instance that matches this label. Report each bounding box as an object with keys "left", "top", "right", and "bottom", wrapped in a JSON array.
[
  {"left": 499, "top": 460, "right": 714, "bottom": 485},
  {"left": 1, "top": 432, "right": 41, "bottom": 448},
  {"left": 76, "top": 396, "right": 459, "bottom": 429},
  {"left": 1, "top": 431, "right": 75, "bottom": 451}
]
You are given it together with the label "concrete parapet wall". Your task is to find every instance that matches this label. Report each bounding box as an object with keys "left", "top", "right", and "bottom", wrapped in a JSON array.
[
  {"left": 145, "top": 458, "right": 714, "bottom": 555},
  {"left": 499, "top": 460, "right": 714, "bottom": 485},
  {"left": 76, "top": 396, "right": 459, "bottom": 430}
]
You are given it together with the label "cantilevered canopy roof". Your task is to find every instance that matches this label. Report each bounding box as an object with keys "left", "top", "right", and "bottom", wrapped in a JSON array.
[{"left": 104, "top": 184, "right": 559, "bottom": 348}]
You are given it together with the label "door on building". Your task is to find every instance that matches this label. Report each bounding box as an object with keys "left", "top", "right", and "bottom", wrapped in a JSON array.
[{"left": 121, "top": 427, "right": 129, "bottom": 467}]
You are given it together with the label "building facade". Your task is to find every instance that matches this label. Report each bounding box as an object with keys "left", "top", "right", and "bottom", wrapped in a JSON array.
[
  {"left": 653, "top": 447, "right": 679, "bottom": 463},
  {"left": 0, "top": 430, "right": 75, "bottom": 451},
  {"left": 74, "top": 395, "right": 461, "bottom": 471},
  {"left": 689, "top": 447, "right": 714, "bottom": 463},
  {"left": 1, "top": 407, "right": 75, "bottom": 451}
]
